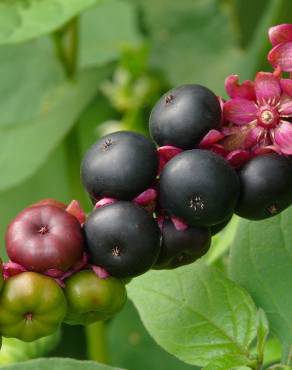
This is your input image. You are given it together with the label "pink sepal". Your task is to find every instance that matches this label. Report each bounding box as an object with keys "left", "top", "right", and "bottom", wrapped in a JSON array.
[
  {"left": 226, "top": 150, "right": 251, "bottom": 168},
  {"left": 3, "top": 261, "right": 27, "bottom": 280},
  {"left": 95, "top": 198, "right": 117, "bottom": 209},
  {"left": 91, "top": 265, "right": 110, "bottom": 279},
  {"left": 66, "top": 200, "right": 86, "bottom": 225},
  {"left": 171, "top": 216, "right": 188, "bottom": 231},
  {"left": 134, "top": 188, "right": 158, "bottom": 213},
  {"left": 157, "top": 146, "right": 183, "bottom": 174}
]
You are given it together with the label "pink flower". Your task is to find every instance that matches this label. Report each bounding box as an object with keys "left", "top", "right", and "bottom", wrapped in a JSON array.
[
  {"left": 223, "top": 72, "right": 292, "bottom": 155},
  {"left": 268, "top": 24, "right": 292, "bottom": 72}
]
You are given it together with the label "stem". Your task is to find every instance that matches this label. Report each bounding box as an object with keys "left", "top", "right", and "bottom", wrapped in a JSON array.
[
  {"left": 64, "top": 124, "right": 88, "bottom": 208},
  {"left": 85, "top": 321, "right": 109, "bottom": 364}
]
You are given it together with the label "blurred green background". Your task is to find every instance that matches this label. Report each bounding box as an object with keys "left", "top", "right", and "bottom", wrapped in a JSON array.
[{"left": 0, "top": 0, "right": 291, "bottom": 368}]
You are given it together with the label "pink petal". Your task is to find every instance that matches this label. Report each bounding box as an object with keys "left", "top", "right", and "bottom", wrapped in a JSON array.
[
  {"left": 226, "top": 150, "right": 251, "bottom": 168},
  {"left": 279, "top": 94, "right": 292, "bottom": 115},
  {"left": 95, "top": 197, "right": 117, "bottom": 209},
  {"left": 268, "top": 42, "right": 292, "bottom": 72},
  {"left": 255, "top": 72, "right": 281, "bottom": 102},
  {"left": 199, "top": 129, "right": 224, "bottom": 147},
  {"left": 91, "top": 265, "right": 110, "bottom": 279},
  {"left": 245, "top": 126, "right": 265, "bottom": 149},
  {"left": 223, "top": 98, "right": 257, "bottom": 125},
  {"left": 269, "top": 24, "right": 292, "bottom": 46},
  {"left": 280, "top": 79, "right": 292, "bottom": 96},
  {"left": 66, "top": 200, "right": 86, "bottom": 225},
  {"left": 171, "top": 216, "right": 188, "bottom": 231},
  {"left": 225, "top": 75, "right": 256, "bottom": 100},
  {"left": 274, "top": 121, "right": 292, "bottom": 154}
]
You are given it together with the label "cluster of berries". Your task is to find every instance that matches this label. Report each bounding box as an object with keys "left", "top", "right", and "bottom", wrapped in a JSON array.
[
  {"left": 0, "top": 24, "right": 291, "bottom": 346},
  {"left": 0, "top": 200, "right": 126, "bottom": 343}
]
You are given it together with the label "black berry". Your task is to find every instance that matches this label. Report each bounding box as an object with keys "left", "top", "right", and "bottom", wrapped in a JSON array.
[
  {"left": 81, "top": 131, "right": 158, "bottom": 201},
  {"left": 236, "top": 154, "right": 292, "bottom": 220},
  {"left": 154, "top": 220, "right": 211, "bottom": 269},
  {"left": 84, "top": 202, "right": 161, "bottom": 278},
  {"left": 160, "top": 150, "right": 239, "bottom": 226},
  {"left": 149, "top": 84, "right": 221, "bottom": 149}
]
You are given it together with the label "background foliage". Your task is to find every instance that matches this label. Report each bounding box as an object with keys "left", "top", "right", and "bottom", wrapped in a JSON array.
[{"left": 0, "top": 0, "right": 291, "bottom": 369}]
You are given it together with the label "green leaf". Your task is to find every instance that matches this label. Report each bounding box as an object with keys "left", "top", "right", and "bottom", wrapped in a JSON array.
[
  {"left": 79, "top": 0, "right": 142, "bottom": 68},
  {"left": 108, "top": 300, "right": 198, "bottom": 370},
  {"left": 0, "top": 358, "right": 125, "bottom": 370},
  {"left": 0, "top": 65, "right": 112, "bottom": 192},
  {"left": 128, "top": 262, "right": 257, "bottom": 367},
  {"left": 131, "top": 0, "right": 241, "bottom": 93},
  {"left": 0, "top": 39, "right": 63, "bottom": 128},
  {"left": 229, "top": 206, "right": 292, "bottom": 360},
  {"left": 0, "top": 0, "right": 102, "bottom": 45},
  {"left": 256, "top": 309, "right": 269, "bottom": 362}
]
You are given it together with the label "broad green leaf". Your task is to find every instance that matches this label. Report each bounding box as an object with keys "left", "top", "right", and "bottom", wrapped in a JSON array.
[
  {"left": 108, "top": 300, "right": 197, "bottom": 370},
  {"left": 0, "top": 0, "right": 102, "bottom": 45},
  {"left": 0, "top": 39, "right": 63, "bottom": 128},
  {"left": 79, "top": 0, "right": 142, "bottom": 68},
  {"left": 0, "top": 65, "right": 112, "bottom": 192},
  {"left": 128, "top": 262, "right": 257, "bottom": 367},
  {"left": 0, "top": 331, "right": 60, "bottom": 364},
  {"left": 131, "top": 0, "right": 241, "bottom": 94},
  {"left": 229, "top": 206, "right": 292, "bottom": 360},
  {"left": 0, "top": 358, "right": 125, "bottom": 370}
]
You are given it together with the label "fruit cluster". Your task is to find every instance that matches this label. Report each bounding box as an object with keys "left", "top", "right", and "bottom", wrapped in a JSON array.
[{"left": 0, "top": 23, "right": 291, "bottom": 345}]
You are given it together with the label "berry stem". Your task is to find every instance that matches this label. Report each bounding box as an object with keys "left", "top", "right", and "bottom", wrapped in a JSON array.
[{"left": 85, "top": 321, "right": 110, "bottom": 364}]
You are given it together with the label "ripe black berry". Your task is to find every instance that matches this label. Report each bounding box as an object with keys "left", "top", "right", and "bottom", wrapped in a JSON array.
[
  {"left": 84, "top": 202, "right": 161, "bottom": 278},
  {"left": 236, "top": 154, "right": 292, "bottom": 220},
  {"left": 154, "top": 220, "right": 211, "bottom": 269},
  {"left": 81, "top": 131, "right": 158, "bottom": 201},
  {"left": 149, "top": 84, "right": 221, "bottom": 149},
  {"left": 160, "top": 150, "right": 239, "bottom": 226}
]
